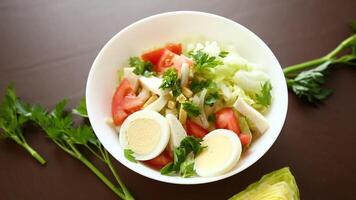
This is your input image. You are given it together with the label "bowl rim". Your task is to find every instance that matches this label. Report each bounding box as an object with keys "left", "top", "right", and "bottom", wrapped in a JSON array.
[{"left": 86, "top": 11, "right": 288, "bottom": 184}]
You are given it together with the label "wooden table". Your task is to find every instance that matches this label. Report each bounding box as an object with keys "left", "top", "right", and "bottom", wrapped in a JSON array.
[{"left": 1, "top": 1, "right": 355, "bottom": 199}]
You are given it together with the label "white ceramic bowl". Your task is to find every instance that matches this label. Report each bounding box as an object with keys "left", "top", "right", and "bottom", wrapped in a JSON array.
[{"left": 86, "top": 11, "right": 288, "bottom": 184}]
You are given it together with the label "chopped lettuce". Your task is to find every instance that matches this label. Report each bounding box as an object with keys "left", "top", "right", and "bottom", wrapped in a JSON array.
[
  {"left": 229, "top": 167, "right": 300, "bottom": 200},
  {"left": 234, "top": 70, "right": 269, "bottom": 93},
  {"left": 186, "top": 41, "right": 270, "bottom": 110}
]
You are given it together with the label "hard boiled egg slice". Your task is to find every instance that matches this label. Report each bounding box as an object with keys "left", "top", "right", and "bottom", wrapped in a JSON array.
[
  {"left": 119, "top": 110, "right": 170, "bottom": 161},
  {"left": 195, "top": 129, "right": 242, "bottom": 177}
]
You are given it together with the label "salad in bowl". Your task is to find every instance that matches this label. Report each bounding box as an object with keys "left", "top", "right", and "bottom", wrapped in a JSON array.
[
  {"left": 86, "top": 11, "right": 288, "bottom": 184},
  {"left": 110, "top": 41, "right": 272, "bottom": 177}
]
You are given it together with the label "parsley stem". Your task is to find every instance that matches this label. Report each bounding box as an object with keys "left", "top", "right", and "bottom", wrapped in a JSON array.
[
  {"left": 84, "top": 144, "right": 105, "bottom": 162},
  {"left": 103, "top": 149, "right": 134, "bottom": 200},
  {"left": 11, "top": 135, "right": 46, "bottom": 165},
  {"left": 283, "top": 34, "right": 356, "bottom": 75},
  {"left": 77, "top": 154, "right": 126, "bottom": 200}
]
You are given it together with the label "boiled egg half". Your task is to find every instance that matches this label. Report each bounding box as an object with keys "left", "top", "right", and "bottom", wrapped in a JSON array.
[
  {"left": 119, "top": 110, "right": 170, "bottom": 161},
  {"left": 194, "top": 129, "right": 242, "bottom": 177}
]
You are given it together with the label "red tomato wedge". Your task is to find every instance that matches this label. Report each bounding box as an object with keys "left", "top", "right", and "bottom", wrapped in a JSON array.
[
  {"left": 186, "top": 119, "right": 209, "bottom": 139},
  {"left": 156, "top": 49, "right": 192, "bottom": 74},
  {"left": 111, "top": 78, "right": 143, "bottom": 126},
  {"left": 239, "top": 134, "right": 252, "bottom": 146},
  {"left": 215, "top": 108, "right": 241, "bottom": 135},
  {"left": 141, "top": 43, "right": 182, "bottom": 65},
  {"left": 143, "top": 149, "right": 173, "bottom": 170}
]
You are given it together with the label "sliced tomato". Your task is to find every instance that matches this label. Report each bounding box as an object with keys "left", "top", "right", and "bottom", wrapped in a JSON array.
[
  {"left": 166, "top": 43, "right": 182, "bottom": 55},
  {"left": 186, "top": 119, "right": 209, "bottom": 139},
  {"left": 239, "top": 134, "right": 252, "bottom": 146},
  {"left": 141, "top": 43, "right": 182, "bottom": 65},
  {"left": 112, "top": 78, "right": 143, "bottom": 126},
  {"left": 143, "top": 149, "right": 173, "bottom": 170},
  {"left": 121, "top": 95, "right": 143, "bottom": 111},
  {"left": 156, "top": 49, "right": 192, "bottom": 74},
  {"left": 215, "top": 107, "right": 241, "bottom": 135}
]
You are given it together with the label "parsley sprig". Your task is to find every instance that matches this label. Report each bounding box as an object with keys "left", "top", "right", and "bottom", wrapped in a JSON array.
[
  {"left": 189, "top": 50, "right": 223, "bottom": 72},
  {"left": 159, "top": 68, "right": 182, "bottom": 97},
  {"left": 182, "top": 102, "right": 201, "bottom": 117},
  {"left": 1, "top": 87, "right": 134, "bottom": 200},
  {"left": 129, "top": 57, "right": 154, "bottom": 77},
  {"left": 26, "top": 100, "right": 133, "bottom": 200},
  {"left": 160, "top": 136, "right": 205, "bottom": 177},
  {"left": 72, "top": 97, "right": 87, "bottom": 117},
  {"left": 255, "top": 81, "right": 272, "bottom": 107},
  {"left": 284, "top": 23, "right": 356, "bottom": 104},
  {"left": 0, "top": 85, "right": 46, "bottom": 165}
]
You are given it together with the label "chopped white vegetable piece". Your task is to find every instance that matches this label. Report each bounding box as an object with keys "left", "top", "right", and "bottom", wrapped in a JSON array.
[
  {"left": 144, "top": 94, "right": 169, "bottom": 112},
  {"left": 233, "top": 98, "right": 269, "bottom": 134},
  {"left": 166, "top": 113, "right": 187, "bottom": 151},
  {"left": 123, "top": 68, "right": 139, "bottom": 92},
  {"left": 138, "top": 88, "right": 150, "bottom": 102},
  {"left": 180, "top": 63, "right": 190, "bottom": 87},
  {"left": 139, "top": 76, "right": 168, "bottom": 95}
]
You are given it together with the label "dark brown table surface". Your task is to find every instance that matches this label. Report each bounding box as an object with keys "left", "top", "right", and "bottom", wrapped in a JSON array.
[{"left": 1, "top": 0, "right": 356, "bottom": 199}]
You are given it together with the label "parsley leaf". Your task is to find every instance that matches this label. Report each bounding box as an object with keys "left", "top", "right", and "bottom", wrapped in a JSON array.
[
  {"left": 159, "top": 68, "right": 182, "bottom": 97},
  {"left": 190, "top": 79, "right": 211, "bottom": 93},
  {"left": 219, "top": 51, "right": 229, "bottom": 58},
  {"left": 72, "top": 97, "right": 88, "bottom": 117},
  {"left": 189, "top": 50, "right": 223, "bottom": 72},
  {"left": 287, "top": 61, "right": 332, "bottom": 104},
  {"left": 180, "top": 159, "right": 196, "bottom": 178},
  {"left": 182, "top": 102, "right": 201, "bottom": 117},
  {"left": 124, "top": 149, "right": 137, "bottom": 163},
  {"left": 207, "top": 114, "right": 216, "bottom": 123},
  {"left": 255, "top": 81, "right": 272, "bottom": 107},
  {"left": 160, "top": 136, "right": 205, "bottom": 177},
  {"left": 0, "top": 85, "right": 46, "bottom": 164},
  {"left": 205, "top": 92, "right": 220, "bottom": 106},
  {"left": 129, "top": 57, "right": 154, "bottom": 77}
]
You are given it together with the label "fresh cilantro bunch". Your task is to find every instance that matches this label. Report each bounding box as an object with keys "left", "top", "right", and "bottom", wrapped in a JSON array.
[
  {"left": 284, "top": 23, "right": 356, "bottom": 104},
  {"left": 160, "top": 136, "right": 205, "bottom": 177},
  {"left": 159, "top": 68, "right": 182, "bottom": 97},
  {"left": 0, "top": 85, "right": 46, "bottom": 164}
]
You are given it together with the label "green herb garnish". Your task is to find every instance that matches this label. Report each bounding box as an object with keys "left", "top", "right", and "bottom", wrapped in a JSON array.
[
  {"left": 207, "top": 114, "right": 216, "bottom": 123},
  {"left": 2, "top": 86, "right": 134, "bottom": 200},
  {"left": 219, "top": 51, "right": 229, "bottom": 58},
  {"left": 72, "top": 97, "right": 88, "bottom": 118},
  {"left": 284, "top": 25, "right": 356, "bottom": 104},
  {"left": 287, "top": 61, "right": 332, "bottom": 103},
  {"left": 204, "top": 92, "right": 220, "bottom": 106},
  {"left": 124, "top": 149, "right": 137, "bottom": 163},
  {"left": 182, "top": 102, "right": 201, "bottom": 117},
  {"left": 0, "top": 85, "right": 46, "bottom": 165},
  {"left": 129, "top": 57, "right": 154, "bottom": 77},
  {"left": 159, "top": 68, "right": 181, "bottom": 97},
  {"left": 255, "top": 81, "right": 272, "bottom": 107},
  {"left": 180, "top": 159, "right": 197, "bottom": 178},
  {"left": 190, "top": 79, "right": 211, "bottom": 93},
  {"left": 160, "top": 136, "right": 205, "bottom": 177},
  {"left": 189, "top": 50, "right": 223, "bottom": 72}
]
